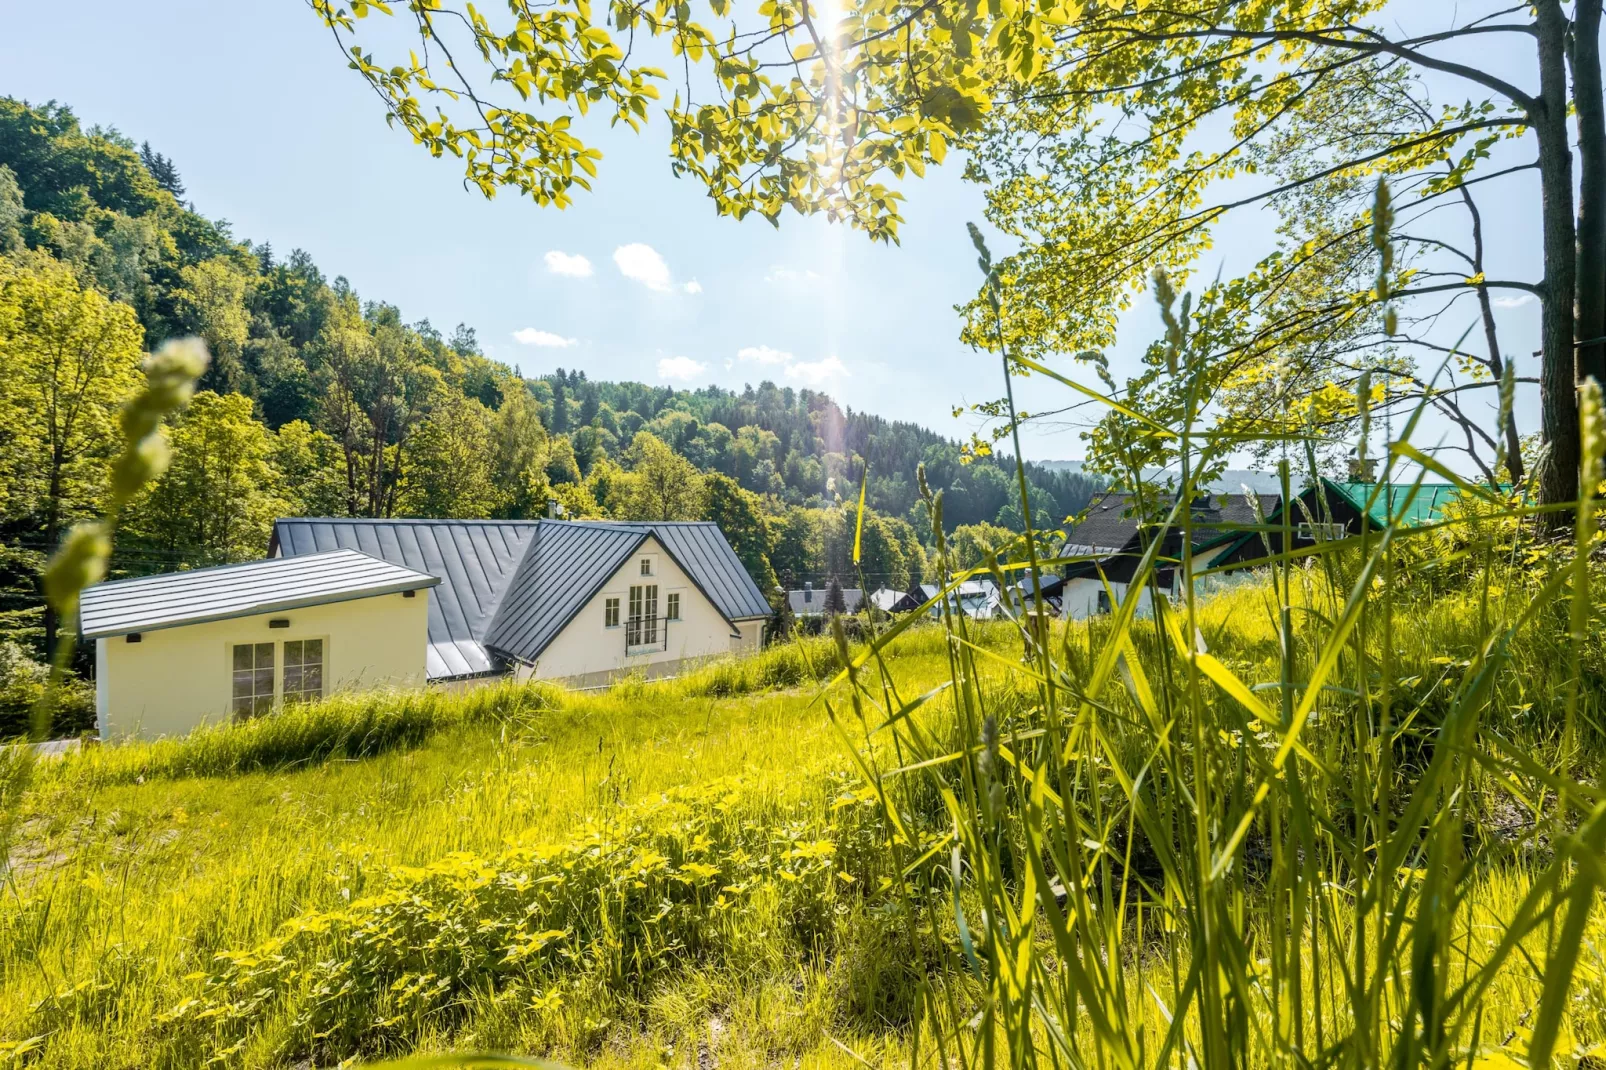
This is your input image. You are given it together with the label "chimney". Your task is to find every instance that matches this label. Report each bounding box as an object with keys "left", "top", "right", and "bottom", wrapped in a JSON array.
[
  {"left": 546, "top": 499, "right": 567, "bottom": 519},
  {"left": 803, "top": 581, "right": 813, "bottom": 603}
]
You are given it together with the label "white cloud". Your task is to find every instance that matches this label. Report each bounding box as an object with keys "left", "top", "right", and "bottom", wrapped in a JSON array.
[
  {"left": 614, "top": 243, "right": 675, "bottom": 291},
  {"left": 737, "top": 344, "right": 793, "bottom": 365},
  {"left": 764, "top": 265, "right": 821, "bottom": 284},
  {"left": 543, "top": 250, "right": 593, "bottom": 277},
  {"left": 1491, "top": 292, "right": 1535, "bottom": 309},
  {"left": 683, "top": 280, "right": 703, "bottom": 294},
  {"left": 784, "top": 355, "right": 850, "bottom": 385},
  {"left": 657, "top": 355, "right": 708, "bottom": 382},
  {"left": 512, "top": 328, "right": 577, "bottom": 347}
]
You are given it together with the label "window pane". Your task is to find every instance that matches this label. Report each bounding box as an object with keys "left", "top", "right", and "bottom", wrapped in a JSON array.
[
  {"left": 284, "top": 640, "right": 302, "bottom": 667},
  {"left": 255, "top": 643, "right": 274, "bottom": 666},
  {"left": 304, "top": 666, "right": 323, "bottom": 693},
  {"left": 305, "top": 639, "right": 322, "bottom": 661},
  {"left": 233, "top": 645, "right": 254, "bottom": 671},
  {"left": 284, "top": 666, "right": 302, "bottom": 693},
  {"left": 233, "top": 675, "right": 254, "bottom": 700}
]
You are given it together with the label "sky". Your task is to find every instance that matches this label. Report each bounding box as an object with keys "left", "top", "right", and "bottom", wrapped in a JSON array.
[{"left": 0, "top": 1, "right": 1545, "bottom": 465}]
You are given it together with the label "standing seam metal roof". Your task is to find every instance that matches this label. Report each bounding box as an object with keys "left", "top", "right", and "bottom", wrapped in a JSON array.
[
  {"left": 78, "top": 549, "right": 439, "bottom": 640},
  {"left": 272, "top": 519, "right": 535, "bottom": 679},
  {"left": 482, "top": 523, "right": 649, "bottom": 663},
  {"left": 270, "top": 518, "right": 771, "bottom": 680}
]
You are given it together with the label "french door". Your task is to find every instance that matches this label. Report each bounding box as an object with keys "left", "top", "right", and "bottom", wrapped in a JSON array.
[{"left": 627, "top": 583, "right": 659, "bottom": 647}]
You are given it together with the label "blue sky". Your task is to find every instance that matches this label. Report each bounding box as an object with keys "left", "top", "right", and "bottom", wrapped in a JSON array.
[{"left": 1, "top": 1, "right": 1543, "bottom": 465}]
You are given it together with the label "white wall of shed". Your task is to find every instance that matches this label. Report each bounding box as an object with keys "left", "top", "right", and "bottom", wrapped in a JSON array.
[{"left": 99, "top": 589, "right": 429, "bottom": 740}]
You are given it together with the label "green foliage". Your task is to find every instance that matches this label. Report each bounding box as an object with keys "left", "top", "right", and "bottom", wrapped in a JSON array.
[
  {"left": 398, "top": 390, "right": 500, "bottom": 520},
  {"left": 123, "top": 391, "right": 288, "bottom": 565},
  {"left": 945, "top": 521, "right": 1015, "bottom": 570},
  {"left": 0, "top": 640, "right": 91, "bottom": 739},
  {"left": 702, "top": 474, "right": 778, "bottom": 592},
  {"left": 612, "top": 431, "right": 706, "bottom": 522}
]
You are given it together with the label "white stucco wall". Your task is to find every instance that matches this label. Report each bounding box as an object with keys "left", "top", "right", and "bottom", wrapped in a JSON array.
[
  {"left": 96, "top": 589, "right": 430, "bottom": 740},
  {"left": 732, "top": 618, "right": 764, "bottom": 653},
  {"left": 1060, "top": 577, "right": 1159, "bottom": 621},
  {"left": 523, "top": 536, "right": 744, "bottom": 684}
]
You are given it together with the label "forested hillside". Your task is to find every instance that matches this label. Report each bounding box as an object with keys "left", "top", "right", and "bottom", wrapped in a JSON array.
[{"left": 0, "top": 97, "right": 1101, "bottom": 661}]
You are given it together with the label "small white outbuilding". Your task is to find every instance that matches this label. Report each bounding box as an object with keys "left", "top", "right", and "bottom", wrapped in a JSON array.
[{"left": 80, "top": 549, "right": 439, "bottom": 740}]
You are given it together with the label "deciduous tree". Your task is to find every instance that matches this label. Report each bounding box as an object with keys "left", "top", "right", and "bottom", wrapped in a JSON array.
[
  {"left": 616, "top": 431, "right": 706, "bottom": 521},
  {"left": 0, "top": 253, "right": 144, "bottom": 653}
]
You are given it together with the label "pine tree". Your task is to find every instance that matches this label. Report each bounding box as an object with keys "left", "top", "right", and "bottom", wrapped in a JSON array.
[
  {"left": 139, "top": 141, "right": 185, "bottom": 198},
  {"left": 824, "top": 577, "right": 847, "bottom": 616},
  {"left": 549, "top": 380, "right": 569, "bottom": 432}
]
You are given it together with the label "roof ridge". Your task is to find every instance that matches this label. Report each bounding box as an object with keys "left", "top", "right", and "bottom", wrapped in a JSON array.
[
  {"left": 276, "top": 517, "right": 540, "bottom": 526},
  {"left": 86, "top": 547, "right": 417, "bottom": 589}
]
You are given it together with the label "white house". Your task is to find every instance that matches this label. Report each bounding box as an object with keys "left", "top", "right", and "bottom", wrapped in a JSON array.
[
  {"left": 80, "top": 549, "right": 439, "bottom": 740},
  {"left": 916, "top": 579, "right": 998, "bottom": 619},
  {"left": 270, "top": 518, "right": 772, "bottom": 690}
]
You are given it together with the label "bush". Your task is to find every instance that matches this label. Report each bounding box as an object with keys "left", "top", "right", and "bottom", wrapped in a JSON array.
[{"left": 0, "top": 641, "right": 93, "bottom": 740}]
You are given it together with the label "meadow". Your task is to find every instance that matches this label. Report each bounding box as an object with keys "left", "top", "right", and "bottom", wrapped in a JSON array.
[{"left": 3, "top": 546, "right": 1604, "bottom": 1069}]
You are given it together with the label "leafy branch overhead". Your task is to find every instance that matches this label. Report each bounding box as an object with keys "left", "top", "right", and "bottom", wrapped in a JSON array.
[
  {"left": 314, "top": 0, "right": 1606, "bottom": 513},
  {"left": 309, "top": 0, "right": 996, "bottom": 240}
]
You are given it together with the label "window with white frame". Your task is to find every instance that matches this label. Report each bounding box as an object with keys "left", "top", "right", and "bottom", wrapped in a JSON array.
[
  {"left": 282, "top": 639, "right": 324, "bottom": 705},
  {"left": 627, "top": 583, "right": 659, "bottom": 647},
  {"left": 1297, "top": 521, "right": 1349, "bottom": 541},
  {"left": 639, "top": 557, "right": 653, "bottom": 577},
  {"left": 666, "top": 592, "right": 681, "bottom": 620},
  {"left": 232, "top": 642, "right": 274, "bottom": 717},
  {"left": 604, "top": 597, "right": 620, "bottom": 628}
]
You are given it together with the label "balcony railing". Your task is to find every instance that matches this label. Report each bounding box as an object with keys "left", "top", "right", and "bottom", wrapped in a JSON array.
[{"left": 624, "top": 616, "right": 670, "bottom": 655}]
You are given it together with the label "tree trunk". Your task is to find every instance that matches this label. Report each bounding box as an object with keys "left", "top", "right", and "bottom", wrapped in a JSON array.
[
  {"left": 1537, "top": 0, "right": 1581, "bottom": 510},
  {"left": 1462, "top": 184, "right": 1526, "bottom": 483},
  {"left": 1573, "top": 1, "right": 1606, "bottom": 430},
  {"left": 42, "top": 455, "right": 62, "bottom": 661}
]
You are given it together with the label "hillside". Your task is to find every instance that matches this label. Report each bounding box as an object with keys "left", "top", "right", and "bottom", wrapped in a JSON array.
[
  {"left": 0, "top": 95, "right": 1102, "bottom": 671},
  {"left": 1034, "top": 460, "right": 1288, "bottom": 496}
]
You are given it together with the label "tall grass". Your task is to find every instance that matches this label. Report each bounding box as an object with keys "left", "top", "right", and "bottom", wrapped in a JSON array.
[{"left": 807, "top": 224, "right": 1606, "bottom": 1070}]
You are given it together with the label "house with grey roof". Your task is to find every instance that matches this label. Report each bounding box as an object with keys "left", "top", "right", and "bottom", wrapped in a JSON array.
[
  {"left": 786, "top": 582, "right": 864, "bottom": 618},
  {"left": 270, "top": 518, "right": 771, "bottom": 689},
  {"left": 80, "top": 548, "right": 439, "bottom": 739}
]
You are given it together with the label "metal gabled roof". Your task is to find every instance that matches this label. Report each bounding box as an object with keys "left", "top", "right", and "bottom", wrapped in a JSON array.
[
  {"left": 271, "top": 519, "right": 535, "bottom": 680},
  {"left": 270, "top": 518, "right": 770, "bottom": 679},
  {"left": 79, "top": 549, "right": 438, "bottom": 640},
  {"left": 631, "top": 522, "right": 773, "bottom": 620},
  {"left": 482, "top": 523, "right": 648, "bottom": 663}
]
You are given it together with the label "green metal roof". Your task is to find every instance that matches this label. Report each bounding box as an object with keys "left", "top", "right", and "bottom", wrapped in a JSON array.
[
  {"left": 1202, "top": 478, "right": 1463, "bottom": 569},
  {"left": 1319, "top": 480, "right": 1460, "bottom": 528}
]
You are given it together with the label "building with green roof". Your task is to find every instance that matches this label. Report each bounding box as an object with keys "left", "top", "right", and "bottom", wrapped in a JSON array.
[{"left": 1201, "top": 478, "right": 1461, "bottom": 570}]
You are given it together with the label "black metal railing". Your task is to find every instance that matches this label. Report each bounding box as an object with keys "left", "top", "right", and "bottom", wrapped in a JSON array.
[{"left": 624, "top": 616, "right": 671, "bottom": 654}]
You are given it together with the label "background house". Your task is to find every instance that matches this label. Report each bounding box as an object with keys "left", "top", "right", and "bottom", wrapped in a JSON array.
[
  {"left": 81, "top": 549, "right": 437, "bottom": 739},
  {"left": 1201, "top": 479, "right": 1459, "bottom": 569},
  {"left": 1059, "top": 490, "right": 1279, "bottom": 619},
  {"left": 786, "top": 581, "right": 863, "bottom": 617},
  {"left": 271, "top": 518, "right": 771, "bottom": 689},
  {"left": 915, "top": 579, "right": 998, "bottom": 619}
]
